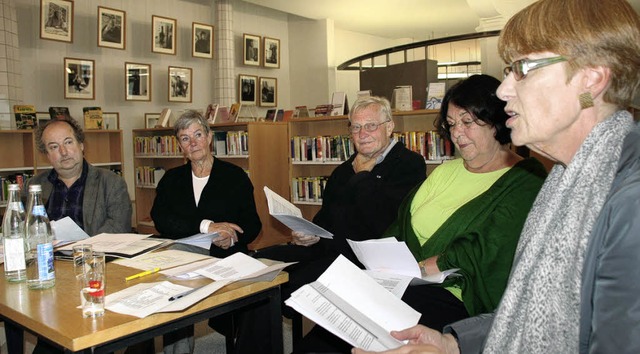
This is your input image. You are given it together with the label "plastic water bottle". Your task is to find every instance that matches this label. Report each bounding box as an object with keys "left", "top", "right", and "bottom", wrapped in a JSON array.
[
  {"left": 3, "top": 184, "right": 27, "bottom": 282},
  {"left": 25, "top": 184, "right": 55, "bottom": 289}
]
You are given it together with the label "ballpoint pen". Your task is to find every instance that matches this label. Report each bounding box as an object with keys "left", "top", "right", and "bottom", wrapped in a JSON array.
[
  {"left": 168, "top": 285, "right": 205, "bottom": 301},
  {"left": 125, "top": 267, "right": 160, "bottom": 281}
]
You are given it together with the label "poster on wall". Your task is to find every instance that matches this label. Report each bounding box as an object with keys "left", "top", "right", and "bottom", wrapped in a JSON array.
[
  {"left": 64, "top": 57, "right": 95, "bottom": 100},
  {"left": 125, "top": 62, "right": 152, "bottom": 101},
  {"left": 243, "top": 34, "right": 261, "bottom": 66},
  {"left": 263, "top": 37, "right": 280, "bottom": 68},
  {"left": 152, "top": 15, "right": 176, "bottom": 55},
  {"left": 40, "top": 0, "right": 74, "bottom": 43},
  {"left": 259, "top": 77, "right": 277, "bottom": 107},
  {"left": 238, "top": 74, "right": 257, "bottom": 105},
  {"left": 168, "top": 66, "right": 192, "bottom": 103}
]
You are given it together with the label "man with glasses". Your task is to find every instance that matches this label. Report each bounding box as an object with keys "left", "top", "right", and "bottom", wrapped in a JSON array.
[{"left": 254, "top": 95, "right": 426, "bottom": 320}]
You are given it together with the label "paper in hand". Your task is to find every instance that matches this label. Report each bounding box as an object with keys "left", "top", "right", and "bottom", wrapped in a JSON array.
[{"left": 263, "top": 186, "right": 333, "bottom": 239}]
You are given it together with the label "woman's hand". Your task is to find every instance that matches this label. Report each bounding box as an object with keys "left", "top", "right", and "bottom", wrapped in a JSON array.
[
  {"left": 419, "top": 256, "right": 440, "bottom": 276},
  {"left": 352, "top": 325, "right": 459, "bottom": 354},
  {"left": 209, "top": 222, "right": 243, "bottom": 249},
  {"left": 291, "top": 231, "right": 320, "bottom": 247}
]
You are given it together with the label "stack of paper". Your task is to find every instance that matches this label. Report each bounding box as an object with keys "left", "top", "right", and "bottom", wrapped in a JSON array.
[{"left": 286, "top": 255, "right": 421, "bottom": 351}]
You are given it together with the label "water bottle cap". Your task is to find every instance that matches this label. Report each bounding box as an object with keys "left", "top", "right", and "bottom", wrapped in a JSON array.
[
  {"left": 29, "top": 184, "right": 42, "bottom": 192},
  {"left": 8, "top": 184, "right": 20, "bottom": 191}
]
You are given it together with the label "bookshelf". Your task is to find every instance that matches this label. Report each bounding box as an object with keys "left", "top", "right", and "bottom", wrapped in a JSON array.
[
  {"left": 131, "top": 122, "right": 290, "bottom": 250},
  {"left": 0, "top": 129, "right": 124, "bottom": 218},
  {"left": 288, "top": 109, "right": 446, "bottom": 220}
]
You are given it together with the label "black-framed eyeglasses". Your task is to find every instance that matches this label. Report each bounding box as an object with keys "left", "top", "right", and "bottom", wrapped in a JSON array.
[
  {"left": 503, "top": 56, "right": 566, "bottom": 81},
  {"left": 348, "top": 120, "right": 391, "bottom": 134}
]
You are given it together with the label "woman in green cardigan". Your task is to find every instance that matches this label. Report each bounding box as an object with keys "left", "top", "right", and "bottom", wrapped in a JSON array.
[{"left": 385, "top": 74, "right": 547, "bottom": 330}]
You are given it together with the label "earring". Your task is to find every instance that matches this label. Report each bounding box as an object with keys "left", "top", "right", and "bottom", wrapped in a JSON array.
[{"left": 579, "top": 92, "right": 594, "bottom": 109}]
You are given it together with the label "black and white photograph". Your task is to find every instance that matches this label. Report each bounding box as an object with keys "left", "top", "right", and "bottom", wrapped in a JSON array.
[
  {"left": 64, "top": 58, "right": 94, "bottom": 100},
  {"left": 98, "top": 6, "right": 125, "bottom": 49},
  {"left": 259, "top": 77, "right": 277, "bottom": 107},
  {"left": 102, "top": 112, "right": 119, "bottom": 130},
  {"left": 239, "top": 74, "right": 257, "bottom": 105},
  {"left": 125, "top": 62, "right": 151, "bottom": 101},
  {"left": 193, "top": 22, "right": 213, "bottom": 59},
  {"left": 40, "top": 0, "right": 73, "bottom": 43},
  {"left": 263, "top": 37, "right": 280, "bottom": 68},
  {"left": 168, "top": 66, "right": 192, "bottom": 103},
  {"left": 243, "top": 34, "right": 261, "bottom": 66},
  {"left": 145, "top": 113, "right": 160, "bottom": 129},
  {"left": 152, "top": 15, "right": 176, "bottom": 55}
]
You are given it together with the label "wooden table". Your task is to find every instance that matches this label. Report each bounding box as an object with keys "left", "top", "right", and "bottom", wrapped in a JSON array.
[{"left": 0, "top": 260, "right": 287, "bottom": 353}]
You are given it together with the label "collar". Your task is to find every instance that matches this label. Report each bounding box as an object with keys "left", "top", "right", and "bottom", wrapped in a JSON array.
[{"left": 376, "top": 139, "right": 397, "bottom": 165}]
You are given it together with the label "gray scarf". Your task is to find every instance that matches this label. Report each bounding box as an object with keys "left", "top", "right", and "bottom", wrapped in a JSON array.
[{"left": 484, "top": 111, "right": 634, "bottom": 353}]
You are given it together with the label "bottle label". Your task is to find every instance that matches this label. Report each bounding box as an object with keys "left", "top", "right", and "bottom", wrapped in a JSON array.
[
  {"left": 36, "top": 243, "right": 55, "bottom": 280},
  {"left": 4, "top": 238, "right": 26, "bottom": 271},
  {"left": 32, "top": 205, "right": 48, "bottom": 217},
  {"left": 8, "top": 201, "right": 22, "bottom": 212}
]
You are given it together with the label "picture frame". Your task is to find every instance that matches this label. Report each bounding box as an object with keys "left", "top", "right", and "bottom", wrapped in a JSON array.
[
  {"left": 192, "top": 22, "right": 214, "bottom": 59},
  {"left": 259, "top": 77, "right": 277, "bottom": 107},
  {"left": 97, "top": 6, "right": 125, "bottom": 50},
  {"left": 263, "top": 37, "right": 280, "bottom": 68},
  {"left": 101, "top": 112, "right": 119, "bottom": 130},
  {"left": 40, "top": 0, "right": 73, "bottom": 43},
  {"left": 168, "top": 66, "right": 192, "bottom": 103},
  {"left": 64, "top": 57, "right": 95, "bottom": 100},
  {"left": 238, "top": 74, "right": 257, "bottom": 105},
  {"left": 243, "top": 34, "right": 261, "bottom": 66},
  {"left": 36, "top": 112, "right": 51, "bottom": 126},
  {"left": 145, "top": 113, "right": 161, "bottom": 129},
  {"left": 152, "top": 15, "right": 176, "bottom": 55},
  {"left": 125, "top": 62, "right": 152, "bottom": 101}
]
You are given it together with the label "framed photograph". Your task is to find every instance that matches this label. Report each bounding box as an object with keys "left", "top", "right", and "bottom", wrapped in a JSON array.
[
  {"left": 192, "top": 22, "right": 213, "bottom": 59},
  {"left": 152, "top": 15, "right": 176, "bottom": 55},
  {"left": 243, "top": 34, "right": 261, "bottom": 66},
  {"left": 97, "top": 6, "right": 125, "bottom": 50},
  {"left": 36, "top": 112, "right": 51, "bottom": 126},
  {"left": 263, "top": 37, "right": 280, "bottom": 68},
  {"left": 102, "top": 112, "right": 119, "bottom": 130},
  {"left": 125, "top": 62, "right": 151, "bottom": 101},
  {"left": 259, "top": 77, "right": 277, "bottom": 107},
  {"left": 40, "top": 0, "right": 73, "bottom": 43},
  {"left": 238, "top": 74, "right": 257, "bottom": 105},
  {"left": 145, "top": 113, "right": 161, "bottom": 129},
  {"left": 168, "top": 66, "right": 192, "bottom": 103},
  {"left": 64, "top": 58, "right": 95, "bottom": 100}
]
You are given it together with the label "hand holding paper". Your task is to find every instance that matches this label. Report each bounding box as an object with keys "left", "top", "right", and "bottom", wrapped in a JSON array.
[{"left": 263, "top": 186, "right": 333, "bottom": 239}]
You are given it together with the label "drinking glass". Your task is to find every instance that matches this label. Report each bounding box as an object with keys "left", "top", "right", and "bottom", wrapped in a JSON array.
[{"left": 81, "top": 252, "right": 106, "bottom": 318}]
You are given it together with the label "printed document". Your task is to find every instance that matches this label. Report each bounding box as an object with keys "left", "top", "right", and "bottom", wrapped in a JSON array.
[
  {"left": 286, "top": 255, "right": 421, "bottom": 351},
  {"left": 175, "top": 232, "right": 221, "bottom": 250},
  {"left": 113, "top": 249, "right": 212, "bottom": 271},
  {"left": 263, "top": 186, "right": 333, "bottom": 239},
  {"left": 347, "top": 238, "right": 459, "bottom": 284},
  {"left": 58, "top": 233, "right": 166, "bottom": 257},
  {"left": 195, "top": 252, "right": 295, "bottom": 282}
]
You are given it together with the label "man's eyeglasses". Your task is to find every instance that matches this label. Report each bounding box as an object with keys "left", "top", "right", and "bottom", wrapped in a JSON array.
[
  {"left": 348, "top": 120, "right": 391, "bottom": 134},
  {"left": 503, "top": 56, "right": 566, "bottom": 81}
]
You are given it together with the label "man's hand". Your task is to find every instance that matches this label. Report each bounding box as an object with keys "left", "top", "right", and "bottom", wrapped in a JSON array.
[
  {"left": 353, "top": 153, "right": 377, "bottom": 173},
  {"left": 291, "top": 231, "right": 320, "bottom": 247},
  {"left": 352, "top": 325, "right": 459, "bottom": 354}
]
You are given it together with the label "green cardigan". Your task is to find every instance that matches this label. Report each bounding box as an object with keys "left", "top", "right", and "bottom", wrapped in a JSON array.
[{"left": 384, "top": 157, "right": 547, "bottom": 316}]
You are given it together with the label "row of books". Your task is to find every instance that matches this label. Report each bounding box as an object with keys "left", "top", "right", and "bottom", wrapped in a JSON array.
[
  {"left": 291, "top": 176, "right": 329, "bottom": 203},
  {"left": 135, "top": 166, "right": 165, "bottom": 188},
  {"left": 392, "top": 130, "right": 455, "bottom": 161},
  {"left": 213, "top": 131, "right": 249, "bottom": 156},
  {"left": 134, "top": 136, "right": 181, "bottom": 156},
  {"left": 291, "top": 135, "right": 355, "bottom": 162},
  {"left": 1, "top": 173, "right": 32, "bottom": 202}
]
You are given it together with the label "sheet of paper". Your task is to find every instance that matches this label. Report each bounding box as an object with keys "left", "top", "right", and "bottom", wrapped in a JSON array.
[
  {"left": 161, "top": 258, "right": 220, "bottom": 279},
  {"left": 113, "top": 249, "right": 213, "bottom": 271},
  {"left": 364, "top": 270, "right": 411, "bottom": 298},
  {"left": 264, "top": 186, "right": 333, "bottom": 239},
  {"left": 285, "top": 255, "right": 420, "bottom": 351},
  {"left": 175, "top": 232, "right": 221, "bottom": 250},
  {"left": 105, "top": 281, "right": 192, "bottom": 318},
  {"left": 57, "top": 233, "right": 161, "bottom": 256},
  {"left": 196, "top": 252, "right": 268, "bottom": 281},
  {"left": 348, "top": 238, "right": 420, "bottom": 278},
  {"left": 51, "top": 216, "right": 90, "bottom": 241}
]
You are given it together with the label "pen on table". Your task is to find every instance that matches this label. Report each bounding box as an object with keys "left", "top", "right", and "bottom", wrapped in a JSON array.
[
  {"left": 168, "top": 286, "right": 205, "bottom": 301},
  {"left": 125, "top": 267, "right": 161, "bottom": 281}
]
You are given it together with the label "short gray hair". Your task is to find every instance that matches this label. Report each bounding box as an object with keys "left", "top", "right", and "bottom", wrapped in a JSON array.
[
  {"left": 348, "top": 96, "right": 392, "bottom": 123},
  {"left": 173, "top": 110, "right": 210, "bottom": 137}
]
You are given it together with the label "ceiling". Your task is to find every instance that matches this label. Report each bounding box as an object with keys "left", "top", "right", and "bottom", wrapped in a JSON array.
[{"left": 242, "top": 0, "right": 640, "bottom": 41}]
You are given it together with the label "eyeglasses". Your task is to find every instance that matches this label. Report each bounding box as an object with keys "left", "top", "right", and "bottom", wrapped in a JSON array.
[
  {"left": 348, "top": 120, "right": 391, "bottom": 134},
  {"left": 503, "top": 56, "right": 566, "bottom": 81},
  {"left": 444, "top": 119, "right": 477, "bottom": 130}
]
